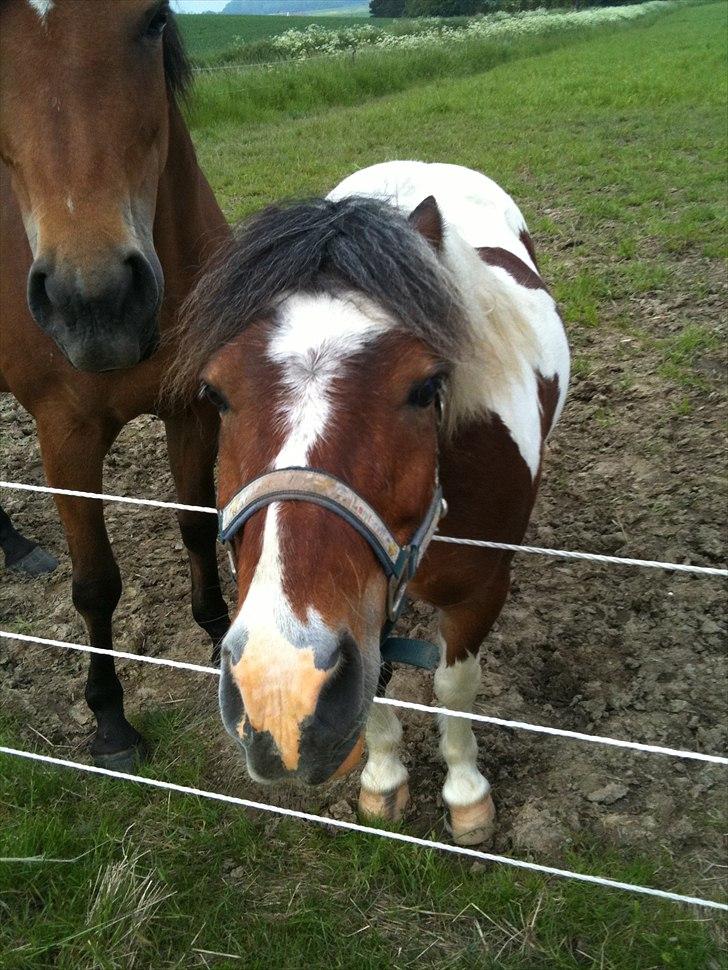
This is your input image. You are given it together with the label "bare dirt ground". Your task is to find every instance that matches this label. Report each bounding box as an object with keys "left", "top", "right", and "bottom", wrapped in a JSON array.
[{"left": 1, "top": 259, "right": 726, "bottom": 901}]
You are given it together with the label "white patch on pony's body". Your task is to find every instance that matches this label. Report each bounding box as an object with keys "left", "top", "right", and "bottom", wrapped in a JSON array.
[
  {"left": 65, "top": 196, "right": 75, "bottom": 215},
  {"left": 433, "top": 642, "right": 490, "bottom": 808},
  {"left": 28, "top": 0, "right": 54, "bottom": 21},
  {"left": 329, "top": 160, "right": 571, "bottom": 478}
]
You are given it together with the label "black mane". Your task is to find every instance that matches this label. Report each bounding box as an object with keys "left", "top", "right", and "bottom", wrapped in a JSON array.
[
  {"left": 164, "top": 10, "right": 192, "bottom": 101},
  {"left": 171, "top": 196, "right": 467, "bottom": 396}
]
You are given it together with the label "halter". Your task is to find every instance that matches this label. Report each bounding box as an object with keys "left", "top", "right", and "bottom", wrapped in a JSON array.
[{"left": 218, "top": 467, "right": 447, "bottom": 669}]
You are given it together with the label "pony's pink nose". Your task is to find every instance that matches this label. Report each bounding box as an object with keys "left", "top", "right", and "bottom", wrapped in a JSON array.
[{"left": 27, "top": 249, "right": 161, "bottom": 371}]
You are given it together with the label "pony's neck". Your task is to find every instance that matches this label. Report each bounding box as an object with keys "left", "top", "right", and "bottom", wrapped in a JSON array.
[{"left": 154, "top": 99, "right": 229, "bottom": 325}]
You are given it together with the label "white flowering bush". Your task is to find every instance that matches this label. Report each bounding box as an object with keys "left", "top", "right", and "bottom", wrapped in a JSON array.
[{"left": 229, "top": 2, "right": 673, "bottom": 64}]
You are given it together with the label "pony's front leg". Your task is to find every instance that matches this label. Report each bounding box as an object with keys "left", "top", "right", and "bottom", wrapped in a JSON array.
[
  {"left": 358, "top": 688, "right": 410, "bottom": 823},
  {"left": 434, "top": 644, "right": 495, "bottom": 846},
  {"left": 435, "top": 577, "right": 509, "bottom": 846},
  {"left": 37, "top": 412, "right": 144, "bottom": 770},
  {"left": 163, "top": 408, "right": 230, "bottom": 663}
]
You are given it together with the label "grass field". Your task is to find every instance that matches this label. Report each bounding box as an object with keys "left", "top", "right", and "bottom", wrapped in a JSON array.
[
  {"left": 178, "top": 12, "right": 397, "bottom": 62},
  {"left": 2, "top": 3, "right": 727, "bottom": 967}
]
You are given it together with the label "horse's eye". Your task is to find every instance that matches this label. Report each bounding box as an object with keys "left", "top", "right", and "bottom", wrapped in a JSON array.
[
  {"left": 144, "top": 7, "right": 168, "bottom": 39},
  {"left": 408, "top": 375, "right": 443, "bottom": 409},
  {"left": 200, "top": 383, "right": 229, "bottom": 414}
]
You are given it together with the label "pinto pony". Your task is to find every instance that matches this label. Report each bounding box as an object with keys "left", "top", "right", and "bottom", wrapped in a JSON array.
[
  {"left": 0, "top": 1, "right": 229, "bottom": 768},
  {"left": 175, "top": 161, "right": 569, "bottom": 845}
]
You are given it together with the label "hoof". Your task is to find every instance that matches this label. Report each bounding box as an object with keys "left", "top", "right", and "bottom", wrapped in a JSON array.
[
  {"left": 92, "top": 740, "right": 148, "bottom": 774},
  {"left": 358, "top": 781, "right": 410, "bottom": 823},
  {"left": 445, "top": 793, "right": 496, "bottom": 846},
  {"left": 7, "top": 545, "right": 58, "bottom": 576}
]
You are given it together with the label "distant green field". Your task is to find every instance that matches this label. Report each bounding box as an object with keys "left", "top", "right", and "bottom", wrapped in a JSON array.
[{"left": 178, "top": 12, "right": 395, "bottom": 62}]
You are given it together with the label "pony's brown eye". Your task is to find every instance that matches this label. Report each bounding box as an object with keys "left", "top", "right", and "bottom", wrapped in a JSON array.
[
  {"left": 408, "top": 375, "right": 443, "bottom": 409},
  {"left": 200, "top": 382, "right": 229, "bottom": 414}
]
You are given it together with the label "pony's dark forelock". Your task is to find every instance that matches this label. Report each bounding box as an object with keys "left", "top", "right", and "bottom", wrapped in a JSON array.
[{"left": 170, "top": 196, "right": 468, "bottom": 397}]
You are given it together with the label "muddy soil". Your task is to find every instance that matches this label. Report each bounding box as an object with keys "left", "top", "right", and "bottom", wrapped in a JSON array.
[{"left": 1, "top": 261, "right": 726, "bottom": 901}]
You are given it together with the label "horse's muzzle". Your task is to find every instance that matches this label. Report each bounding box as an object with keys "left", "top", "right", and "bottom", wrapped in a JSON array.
[
  {"left": 219, "top": 630, "right": 371, "bottom": 786},
  {"left": 26, "top": 248, "right": 162, "bottom": 372}
]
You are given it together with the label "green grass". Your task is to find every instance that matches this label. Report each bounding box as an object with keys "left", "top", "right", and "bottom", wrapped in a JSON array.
[
  {"left": 1, "top": 711, "right": 723, "bottom": 969},
  {"left": 186, "top": 6, "right": 675, "bottom": 129},
  {"left": 178, "top": 12, "right": 398, "bottom": 64},
  {"left": 3, "top": 3, "right": 727, "bottom": 966}
]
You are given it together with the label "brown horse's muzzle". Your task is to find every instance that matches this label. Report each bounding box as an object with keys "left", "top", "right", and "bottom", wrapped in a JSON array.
[
  {"left": 219, "top": 628, "right": 374, "bottom": 786},
  {"left": 27, "top": 247, "right": 163, "bottom": 372}
]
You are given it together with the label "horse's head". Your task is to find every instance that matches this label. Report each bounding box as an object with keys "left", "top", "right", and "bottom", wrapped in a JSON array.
[
  {"left": 0, "top": 0, "right": 189, "bottom": 371},
  {"left": 175, "top": 196, "right": 464, "bottom": 786}
]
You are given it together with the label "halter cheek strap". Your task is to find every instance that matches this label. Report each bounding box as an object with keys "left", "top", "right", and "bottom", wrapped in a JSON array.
[{"left": 218, "top": 467, "right": 446, "bottom": 626}]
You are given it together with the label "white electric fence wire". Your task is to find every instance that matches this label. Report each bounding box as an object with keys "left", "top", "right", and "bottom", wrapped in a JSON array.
[
  {"left": 3, "top": 630, "right": 727, "bottom": 766},
  {"left": 2, "top": 481, "right": 726, "bottom": 577},
  {"left": 1, "top": 744, "right": 726, "bottom": 912}
]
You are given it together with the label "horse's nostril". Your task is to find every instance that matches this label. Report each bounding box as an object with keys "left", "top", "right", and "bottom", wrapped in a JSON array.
[
  {"left": 125, "top": 250, "right": 158, "bottom": 311},
  {"left": 27, "top": 261, "right": 54, "bottom": 327}
]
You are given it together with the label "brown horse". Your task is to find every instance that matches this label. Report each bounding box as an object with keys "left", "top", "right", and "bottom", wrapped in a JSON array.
[
  {"left": 0, "top": 503, "right": 58, "bottom": 575},
  {"left": 0, "top": 0, "right": 229, "bottom": 768},
  {"left": 173, "top": 161, "right": 570, "bottom": 844}
]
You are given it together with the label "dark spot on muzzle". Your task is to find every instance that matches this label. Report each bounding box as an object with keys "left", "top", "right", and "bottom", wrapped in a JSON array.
[
  {"left": 27, "top": 249, "right": 162, "bottom": 372},
  {"left": 219, "top": 632, "right": 370, "bottom": 786}
]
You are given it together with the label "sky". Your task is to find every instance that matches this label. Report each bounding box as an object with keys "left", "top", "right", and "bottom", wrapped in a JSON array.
[{"left": 172, "top": 0, "right": 229, "bottom": 13}]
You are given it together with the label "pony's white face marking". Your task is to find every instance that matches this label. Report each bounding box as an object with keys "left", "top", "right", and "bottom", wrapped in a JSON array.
[
  {"left": 267, "top": 291, "right": 388, "bottom": 468},
  {"left": 222, "top": 293, "right": 390, "bottom": 774},
  {"left": 65, "top": 196, "right": 75, "bottom": 215},
  {"left": 227, "top": 291, "right": 388, "bottom": 662},
  {"left": 28, "top": 0, "right": 54, "bottom": 22}
]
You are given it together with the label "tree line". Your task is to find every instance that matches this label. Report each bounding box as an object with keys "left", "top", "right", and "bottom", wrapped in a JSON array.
[{"left": 370, "top": 0, "right": 643, "bottom": 15}]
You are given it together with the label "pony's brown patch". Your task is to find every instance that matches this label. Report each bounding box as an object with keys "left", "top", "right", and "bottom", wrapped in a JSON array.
[
  {"left": 538, "top": 373, "right": 561, "bottom": 439},
  {"left": 477, "top": 247, "right": 548, "bottom": 291},
  {"left": 519, "top": 228, "right": 539, "bottom": 269}
]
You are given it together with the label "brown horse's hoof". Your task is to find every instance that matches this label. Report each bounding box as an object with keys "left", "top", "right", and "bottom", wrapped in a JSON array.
[
  {"left": 445, "top": 793, "right": 496, "bottom": 846},
  {"left": 92, "top": 741, "right": 148, "bottom": 774},
  {"left": 7, "top": 545, "right": 58, "bottom": 576},
  {"left": 358, "top": 781, "right": 410, "bottom": 823}
]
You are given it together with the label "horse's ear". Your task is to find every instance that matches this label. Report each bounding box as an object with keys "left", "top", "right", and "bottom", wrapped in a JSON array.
[{"left": 409, "top": 196, "right": 443, "bottom": 253}]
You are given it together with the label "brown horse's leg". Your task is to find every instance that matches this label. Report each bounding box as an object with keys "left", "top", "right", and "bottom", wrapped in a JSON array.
[
  {"left": 163, "top": 410, "right": 229, "bottom": 663},
  {"left": 0, "top": 503, "right": 58, "bottom": 575},
  {"left": 435, "top": 565, "right": 511, "bottom": 846},
  {"left": 36, "top": 415, "right": 144, "bottom": 769}
]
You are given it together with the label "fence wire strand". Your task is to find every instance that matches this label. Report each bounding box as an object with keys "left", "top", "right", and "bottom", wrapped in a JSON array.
[
  {"left": 2, "top": 629, "right": 726, "bottom": 765},
  {"left": 2, "top": 479, "right": 727, "bottom": 912},
  {"left": 2, "top": 480, "right": 726, "bottom": 576},
  {"left": 1, "top": 744, "right": 726, "bottom": 912}
]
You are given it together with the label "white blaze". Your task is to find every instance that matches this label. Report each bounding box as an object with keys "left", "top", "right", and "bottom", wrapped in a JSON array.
[{"left": 28, "top": 0, "right": 54, "bottom": 22}]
